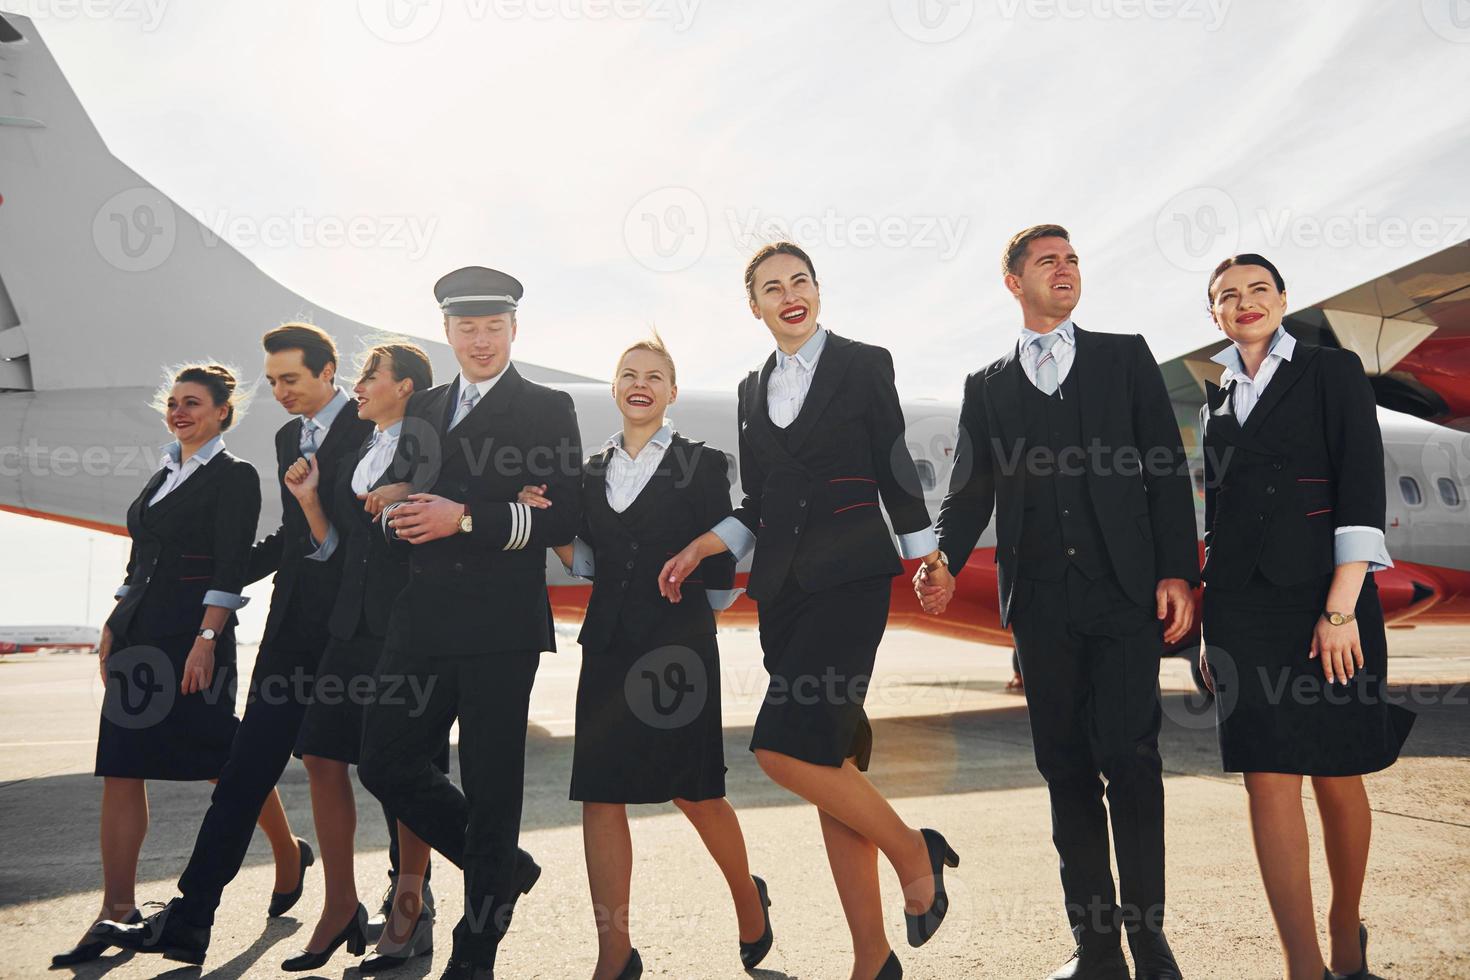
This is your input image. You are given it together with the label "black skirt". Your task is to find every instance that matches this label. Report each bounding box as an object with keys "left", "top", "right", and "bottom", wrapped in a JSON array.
[
  {"left": 95, "top": 628, "right": 240, "bottom": 781},
  {"left": 749, "top": 574, "right": 891, "bottom": 772},
  {"left": 570, "top": 630, "right": 726, "bottom": 804},
  {"left": 1203, "top": 572, "right": 1415, "bottom": 776},
  {"left": 294, "top": 629, "right": 385, "bottom": 765}
]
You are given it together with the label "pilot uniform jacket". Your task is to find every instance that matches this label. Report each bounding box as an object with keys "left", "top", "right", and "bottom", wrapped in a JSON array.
[
  {"left": 386, "top": 364, "right": 583, "bottom": 656},
  {"left": 1201, "top": 344, "right": 1384, "bottom": 588},
  {"left": 731, "top": 332, "right": 933, "bottom": 604},
  {"left": 576, "top": 434, "right": 735, "bottom": 655},
  {"left": 246, "top": 406, "right": 373, "bottom": 652},
  {"left": 327, "top": 429, "right": 416, "bottom": 641},
  {"left": 936, "top": 325, "right": 1199, "bottom": 626}
]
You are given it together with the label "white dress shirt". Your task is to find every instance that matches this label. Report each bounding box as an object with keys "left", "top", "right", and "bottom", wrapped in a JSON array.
[
  {"left": 352, "top": 422, "right": 404, "bottom": 496},
  {"left": 449, "top": 366, "right": 509, "bottom": 429},
  {"left": 1018, "top": 319, "right": 1077, "bottom": 395}
]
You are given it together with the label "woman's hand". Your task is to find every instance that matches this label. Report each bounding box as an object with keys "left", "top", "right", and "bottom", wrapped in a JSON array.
[
  {"left": 1310, "top": 615, "right": 1363, "bottom": 685},
  {"left": 1198, "top": 643, "right": 1216, "bottom": 695},
  {"left": 181, "top": 637, "right": 216, "bottom": 695},
  {"left": 658, "top": 541, "right": 704, "bottom": 604},
  {"left": 97, "top": 625, "right": 114, "bottom": 682},
  {"left": 518, "top": 484, "right": 551, "bottom": 509},
  {"left": 360, "top": 481, "right": 412, "bottom": 518},
  {"left": 283, "top": 455, "right": 319, "bottom": 501}
]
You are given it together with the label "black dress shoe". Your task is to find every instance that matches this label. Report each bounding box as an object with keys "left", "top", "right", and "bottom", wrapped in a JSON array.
[
  {"left": 268, "top": 837, "right": 315, "bottom": 917},
  {"left": 1129, "top": 930, "right": 1183, "bottom": 979},
  {"left": 875, "top": 950, "right": 904, "bottom": 979},
  {"left": 615, "top": 948, "right": 643, "bottom": 980},
  {"left": 280, "top": 903, "right": 368, "bottom": 972},
  {"left": 439, "top": 954, "right": 494, "bottom": 979},
  {"left": 1335, "top": 922, "right": 1369, "bottom": 980},
  {"left": 92, "top": 898, "right": 210, "bottom": 965},
  {"left": 50, "top": 908, "right": 142, "bottom": 967},
  {"left": 905, "top": 828, "right": 959, "bottom": 948},
  {"left": 368, "top": 877, "right": 437, "bottom": 942},
  {"left": 360, "top": 910, "right": 434, "bottom": 974},
  {"left": 1046, "top": 944, "right": 1131, "bottom": 980},
  {"left": 739, "top": 875, "right": 774, "bottom": 970}
]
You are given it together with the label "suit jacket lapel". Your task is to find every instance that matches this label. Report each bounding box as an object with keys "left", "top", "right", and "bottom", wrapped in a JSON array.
[
  {"left": 743, "top": 354, "right": 795, "bottom": 464},
  {"left": 986, "top": 345, "right": 1026, "bottom": 454},
  {"left": 784, "top": 333, "right": 855, "bottom": 455},
  {"left": 316, "top": 395, "right": 361, "bottom": 458},
  {"left": 1241, "top": 346, "right": 1314, "bottom": 436},
  {"left": 145, "top": 451, "right": 225, "bottom": 523},
  {"left": 1070, "top": 325, "right": 1102, "bottom": 433},
  {"left": 132, "top": 466, "right": 169, "bottom": 526},
  {"left": 449, "top": 364, "right": 520, "bottom": 443}
]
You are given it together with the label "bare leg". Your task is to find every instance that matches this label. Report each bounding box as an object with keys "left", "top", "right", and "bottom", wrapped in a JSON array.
[
  {"left": 1244, "top": 772, "right": 1325, "bottom": 980},
  {"left": 819, "top": 808, "right": 893, "bottom": 980},
  {"left": 754, "top": 750, "right": 932, "bottom": 912},
  {"left": 1312, "top": 775, "right": 1371, "bottom": 975},
  {"left": 301, "top": 755, "right": 359, "bottom": 952},
  {"left": 92, "top": 777, "right": 147, "bottom": 938},
  {"left": 377, "top": 820, "right": 431, "bottom": 952},
  {"left": 583, "top": 802, "right": 635, "bottom": 980},
  {"left": 671, "top": 797, "right": 765, "bottom": 942},
  {"left": 250, "top": 783, "right": 303, "bottom": 893}
]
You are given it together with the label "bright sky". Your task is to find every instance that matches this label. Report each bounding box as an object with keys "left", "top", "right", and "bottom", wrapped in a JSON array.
[{"left": 3, "top": 0, "right": 1470, "bottom": 634}]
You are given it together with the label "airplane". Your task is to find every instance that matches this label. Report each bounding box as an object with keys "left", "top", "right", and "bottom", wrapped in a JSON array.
[
  {"left": 2, "top": 11, "right": 1467, "bottom": 697},
  {"left": 0, "top": 624, "right": 101, "bottom": 654}
]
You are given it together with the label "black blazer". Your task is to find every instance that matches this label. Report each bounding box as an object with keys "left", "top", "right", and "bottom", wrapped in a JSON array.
[
  {"left": 1201, "top": 344, "right": 1385, "bottom": 588},
  {"left": 730, "top": 332, "right": 934, "bottom": 604},
  {"left": 936, "top": 325, "right": 1199, "bottom": 626},
  {"left": 577, "top": 434, "right": 735, "bottom": 655},
  {"left": 108, "top": 450, "right": 261, "bottom": 644},
  {"left": 326, "top": 428, "right": 416, "bottom": 641},
  {"left": 245, "top": 400, "right": 374, "bottom": 650},
  {"left": 385, "top": 365, "right": 583, "bottom": 656}
]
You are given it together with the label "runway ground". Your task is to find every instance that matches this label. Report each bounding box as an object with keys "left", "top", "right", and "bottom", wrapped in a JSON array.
[{"left": 2, "top": 626, "right": 1467, "bottom": 979}]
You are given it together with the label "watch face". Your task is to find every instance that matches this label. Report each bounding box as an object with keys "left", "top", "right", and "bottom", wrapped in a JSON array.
[{"left": 1328, "top": 613, "right": 1345, "bottom": 626}]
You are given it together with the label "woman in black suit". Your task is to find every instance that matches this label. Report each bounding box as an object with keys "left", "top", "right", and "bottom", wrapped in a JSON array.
[
  {"left": 55, "top": 364, "right": 301, "bottom": 966},
  {"left": 519, "top": 336, "right": 771, "bottom": 980},
  {"left": 661, "top": 243, "right": 959, "bottom": 980},
  {"left": 1199, "top": 255, "right": 1414, "bottom": 980},
  {"left": 275, "top": 343, "right": 437, "bottom": 973}
]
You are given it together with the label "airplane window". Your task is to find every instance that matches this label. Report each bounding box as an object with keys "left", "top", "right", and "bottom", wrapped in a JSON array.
[
  {"left": 1437, "top": 478, "right": 1462, "bottom": 508},
  {"left": 1399, "top": 476, "right": 1422, "bottom": 507},
  {"left": 915, "top": 460, "right": 937, "bottom": 492}
]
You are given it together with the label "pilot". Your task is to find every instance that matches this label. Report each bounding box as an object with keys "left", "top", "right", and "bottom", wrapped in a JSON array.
[{"left": 1197, "top": 253, "right": 1415, "bottom": 980}]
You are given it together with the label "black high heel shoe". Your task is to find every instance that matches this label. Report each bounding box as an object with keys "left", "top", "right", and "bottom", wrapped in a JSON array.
[
  {"left": 280, "top": 903, "right": 368, "bottom": 972},
  {"left": 50, "top": 908, "right": 143, "bottom": 967},
  {"left": 615, "top": 947, "right": 644, "bottom": 980},
  {"left": 905, "top": 828, "right": 959, "bottom": 948},
  {"left": 268, "top": 837, "right": 315, "bottom": 917},
  {"left": 875, "top": 950, "right": 903, "bottom": 979},
  {"left": 739, "top": 875, "right": 774, "bottom": 971},
  {"left": 359, "top": 910, "right": 433, "bottom": 974},
  {"left": 1338, "top": 922, "right": 1369, "bottom": 980}
]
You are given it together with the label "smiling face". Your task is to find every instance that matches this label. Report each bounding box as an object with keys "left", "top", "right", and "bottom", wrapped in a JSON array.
[
  {"left": 446, "top": 313, "right": 516, "bottom": 382},
  {"left": 613, "top": 347, "right": 676, "bottom": 426},
  {"left": 1210, "top": 263, "right": 1288, "bottom": 346},
  {"left": 1005, "top": 235, "right": 1080, "bottom": 323},
  {"left": 353, "top": 355, "right": 414, "bottom": 426},
  {"left": 264, "top": 348, "right": 337, "bottom": 417},
  {"left": 165, "top": 381, "right": 227, "bottom": 444},
  {"left": 748, "top": 252, "right": 821, "bottom": 349}
]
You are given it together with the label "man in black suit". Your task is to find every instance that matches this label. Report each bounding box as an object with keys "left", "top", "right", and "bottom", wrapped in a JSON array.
[
  {"left": 918, "top": 226, "right": 1199, "bottom": 980},
  {"left": 100, "top": 323, "right": 375, "bottom": 962},
  {"left": 357, "top": 267, "right": 583, "bottom": 980}
]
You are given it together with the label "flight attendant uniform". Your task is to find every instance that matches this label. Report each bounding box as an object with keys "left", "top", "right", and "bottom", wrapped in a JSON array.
[
  {"left": 711, "top": 327, "right": 936, "bottom": 771},
  {"left": 98, "top": 435, "right": 260, "bottom": 780},
  {"left": 1201, "top": 329, "right": 1415, "bottom": 775},
  {"left": 566, "top": 426, "right": 738, "bottom": 804}
]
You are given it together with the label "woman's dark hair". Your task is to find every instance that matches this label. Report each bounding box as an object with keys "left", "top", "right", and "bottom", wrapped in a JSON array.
[
  {"left": 744, "top": 241, "right": 818, "bottom": 301},
  {"left": 169, "top": 363, "right": 241, "bottom": 430},
  {"left": 263, "top": 321, "right": 338, "bottom": 376},
  {"left": 358, "top": 342, "right": 433, "bottom": 395},
  {"left": 1208, "top": 253, "right": 1286, "bottom": 305}
]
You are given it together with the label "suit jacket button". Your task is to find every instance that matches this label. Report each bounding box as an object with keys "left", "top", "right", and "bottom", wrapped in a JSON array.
[
  {"left": 620, "top": 580, "right": 628, "bottom": 590},
  {"left": 1266, "top": 485, "right": 1276, "bottom": 495},
  {"left": 453, "top": 562, "right": 464, "bottom": 573},
  {"left": 1065, "top": 547, "right": 1076, "bottom": 556},
  {"left": 630, "top": 541, "right": 639, "bottom": 551},
  {"left": 798, "top": 499, "right": 807, "bottom": 507},
  {"left": 1272, "top": 462, "right": 1283, "bottom": 471},
  {"left": 626, "top": 560, "right": 635, "bottom": 570}
]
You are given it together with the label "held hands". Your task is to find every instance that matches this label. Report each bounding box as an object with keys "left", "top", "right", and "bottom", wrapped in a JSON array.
[
  {"left": 518, "top": 484, "right": 552, "bottom": 509},
  {"left": 181, "top": 637, "right": 215, "bottom": 695},
  {"left": 359, "top": 481, "right": 413, "bottom": 518},
  {"left": 1311, "top": 615, "right": 1363, "bottom": 685},
  {"left": 913, "top": 559, "right": 956, "bottom": 615},
  {"left": 387, "top": 494, "right": 465, "bottom": 544},
  {"left": 1155, "top": 578, "right": 1195, "bottom": 645},
  {"left": 1198, "top": 643, "right": 1215, "bottom": 695},
  {"left": 283, "top": 455, "right": 320, "bottom": 501}
]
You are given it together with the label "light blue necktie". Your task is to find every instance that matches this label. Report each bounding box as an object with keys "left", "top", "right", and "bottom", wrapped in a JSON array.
[
  {"left": 299, "top": 419, "right": 319, "bottom": 456},
  {"left": 1033, "top": 333, "right": 1061, "bottom": 396},
  {"left": 451, "top": 385, "right": 480, "bottom": 429}
]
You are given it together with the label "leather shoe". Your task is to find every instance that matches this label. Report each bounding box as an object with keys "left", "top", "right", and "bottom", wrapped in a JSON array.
[
  {"left": 438, "top": 953, "right": 494, "bottom": 979},
  {"left": 268, "top": 837, "right": 315, "bottom": 917},
  {"left": 738, "top": 875, "right": 774, "bottom": 970},
  {"left": 1046, "top": 943, "right": 1131, "bottom": 980},
  {"left": 1129, "top": 931, "right": 1183, "bottom": 979},
  {"left": 92, "top": 898, "right": 210, "bottom": 965},
  {"left": 50, "top": 908, "right": 143, "bottom": 967},
  {"left": 360, "top": 910, "right": 434, "bottom": 974}
]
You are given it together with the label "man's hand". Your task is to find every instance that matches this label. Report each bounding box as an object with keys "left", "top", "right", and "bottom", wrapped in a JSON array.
[
  {"left": 913, "top": 559, "right": 956, "bottom": 615},
  {"left": 97, "top": 625, "right": 114, "bottom": 682},
  {"left": 283, "top": 455, "right": 319, "bottom": 501},
  {"left": 1156, "top": 577, "right": 1195, "bottom": 645},
  {"left": 360, "top": 481, "right": 412, "bottom": 518},
  {"left": 388, "top": 494, "right": 465, "bottom": 545}
]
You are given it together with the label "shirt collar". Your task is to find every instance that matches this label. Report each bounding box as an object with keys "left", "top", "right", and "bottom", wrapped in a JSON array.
[
  {"left": 1211, "top": 326, "right": 1295, "bottom": 382},
  {"left": 160, "top": 433, "right": 225, "bottom": 470},
  {"left": 456, "top": 363, "right": 511, "bottom": 402},
  {"left": 601, "top": 422, "right": 674, "bottom": 457},
  {"left": 1019, "top": 318, "right": 1076, "bottom": 351},
  {"left": 305, "top": 387, "right": 350, "bottom": 432},
  {"left": 372, "top": 420, "right": 404, "bottom": 444},
  {"left": 776, "top": 325, "right": 827, "bottom": 370}
]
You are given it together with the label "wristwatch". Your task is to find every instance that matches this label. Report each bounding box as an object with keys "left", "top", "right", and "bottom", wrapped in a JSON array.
[
  {"left": 1323, "top": 611, "right": 1356, "bottom": 626},
  {"left": 197, "top": 628, "right": 218, "bottom": 641},
  {"left": 457, "top": 505, "right": 473, "bottom": 535},
  {"left": 923, "top": 552, "right": 950, "bottom": 573}
]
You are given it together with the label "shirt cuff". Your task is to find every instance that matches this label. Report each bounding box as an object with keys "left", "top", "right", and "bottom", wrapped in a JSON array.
[
  {"left": 897, "top": 525, "right": 939, "bottom": 561},
  {"left": 114, "top": 585, "right": 130, "bottom": 600},
  {"left": 712, "top": 516, "right": 756, "bottom": 563},
  {"left": 304, "top": 524, "right": 339, "bottom": 562},
  {"left": 202, "top": 590, "right": 249, "bottom": 610},
  {"left": 705, "top": 587, "right": 745, "bottom": 611},
  {"left": 569, "top": 537, "right": 596, "bottom": 579},
  {"left": 1334, "top": 526, "right": 1393, "bottom": 572}
]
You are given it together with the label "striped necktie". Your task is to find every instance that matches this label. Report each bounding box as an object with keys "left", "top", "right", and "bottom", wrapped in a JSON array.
[
  {"left": 1033, "top": 333, "right": 1061, "bottom": 395},
  {"left": 451, "top": 385, "right": 480, "bottom": 429},
  {"left": 299, "top": 419, "right": 319, "bottom": 456}
]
